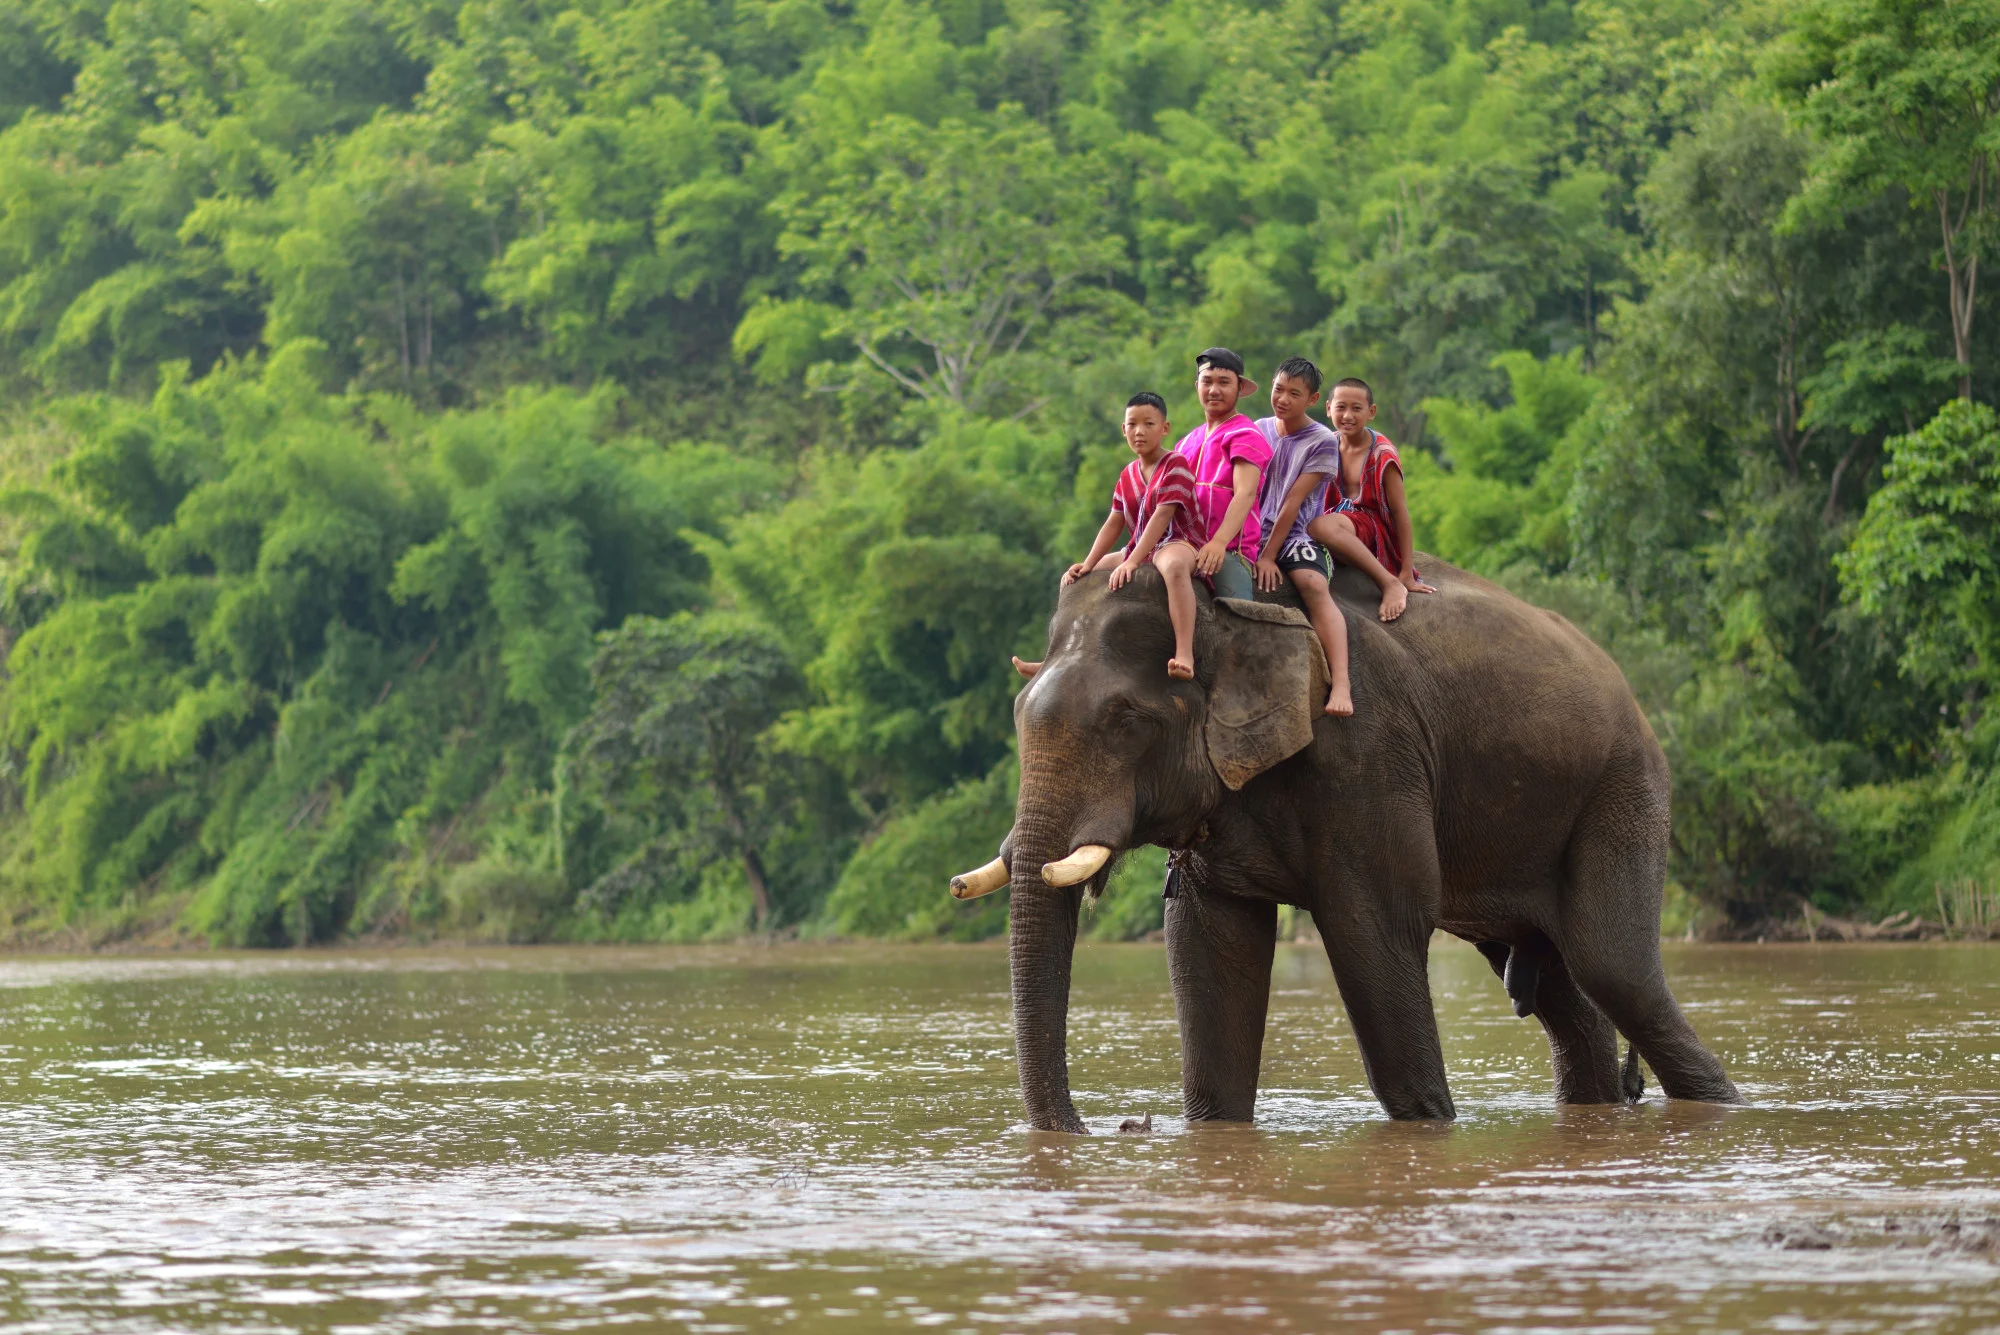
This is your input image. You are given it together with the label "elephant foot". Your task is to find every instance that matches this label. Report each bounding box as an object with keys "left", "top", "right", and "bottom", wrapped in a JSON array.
[
  {"left": 1117, "top": 1112, "right": 1154, "bottom": 1133},
  {"left": 1621, "top": 1045, "right": 1644, "bottom": 1104}
]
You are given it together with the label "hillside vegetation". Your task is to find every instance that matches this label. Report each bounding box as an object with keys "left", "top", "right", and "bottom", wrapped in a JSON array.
[{"left": 2, "top": 0, "right": 1997, "bottom": 945}]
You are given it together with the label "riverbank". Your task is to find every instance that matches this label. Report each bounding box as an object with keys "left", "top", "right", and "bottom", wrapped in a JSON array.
[{"left": 3, "top": 916, "right": 1994, "bottom": 956}]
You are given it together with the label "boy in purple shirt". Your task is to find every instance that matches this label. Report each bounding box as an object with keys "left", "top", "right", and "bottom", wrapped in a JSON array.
[
  {"left": 1176, "top": 347, "right": 1272, "bottom": 602},
  {"left": 1251, "top": 357, "right": 1353, "bottom": 716}
]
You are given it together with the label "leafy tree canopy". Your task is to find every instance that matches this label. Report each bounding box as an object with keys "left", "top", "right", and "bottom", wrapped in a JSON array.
[{"left": 0, "top": 0, "right": 1994, "bottom": 944}]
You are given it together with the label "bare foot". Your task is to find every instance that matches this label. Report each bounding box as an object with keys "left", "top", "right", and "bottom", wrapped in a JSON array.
[
  {"left": 1378, "top": 581, "right": 1409, "bottom": 622},
  {"left": 1167, "top": 654, "right": 1195, "bottom": 680},
  {"left": 1326, "top": 682, "right": 1354, "bottom": 716},
  {"left": 1012, "top": 656, "right": 1041, "bottom": 679}
]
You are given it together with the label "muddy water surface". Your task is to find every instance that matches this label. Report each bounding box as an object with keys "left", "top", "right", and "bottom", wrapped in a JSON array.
[{"left": 2, "top": 939, "right": 1998, "bottom": 1332}]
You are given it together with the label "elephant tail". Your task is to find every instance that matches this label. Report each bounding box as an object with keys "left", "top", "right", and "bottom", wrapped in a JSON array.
[{"left": 1621, "top": 1045, "right": 1644, "bottom": 1104}]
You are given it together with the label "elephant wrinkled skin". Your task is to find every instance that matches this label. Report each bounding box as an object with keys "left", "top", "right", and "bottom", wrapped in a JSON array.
[{"left": 981, "top": 558, "right": 1739, "bottom": 1133}]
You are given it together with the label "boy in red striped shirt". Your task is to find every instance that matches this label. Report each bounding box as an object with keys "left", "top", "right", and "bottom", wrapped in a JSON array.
[
  {"left": 1059, "top": 392, "right": 1201, "bottom": 679},
  {"left": 1308, "top": 377, "right": 1436, "bottom": 621}
]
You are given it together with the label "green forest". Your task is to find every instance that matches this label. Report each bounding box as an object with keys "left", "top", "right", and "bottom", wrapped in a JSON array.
[{"left": 1, "top": 0, "right": 1997, "bottom": 947}]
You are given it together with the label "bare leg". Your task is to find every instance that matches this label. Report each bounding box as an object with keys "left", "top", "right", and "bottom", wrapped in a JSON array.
[
  {"left": 1287, "top": 566, "right": 1353, "bottom": 715},
  {"left": 1024, "top": 549, "right": 1185, "bottom": 682},
  {"left": 1154, "top": 542, "right": 1197, "bottom": 680},
  {"left": 1309, "top": 512, "right": 1407, "bottom": 622}
]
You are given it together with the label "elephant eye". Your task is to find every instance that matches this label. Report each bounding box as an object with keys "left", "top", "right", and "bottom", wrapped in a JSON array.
[{"left": 1113, "top": 706, "right": 1155, "bottom": 738}]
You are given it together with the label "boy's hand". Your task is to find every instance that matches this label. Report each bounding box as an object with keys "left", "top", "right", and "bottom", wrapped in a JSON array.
[
  {"left": 1108, "top": 560, "right": 1140, "bottom": 591},
  {"left": 1255, "top": 556, "right": 1282, "bottom": 592},
  {"left": 1402, "top": 571, "right": 1438, "bottom": 595},
  {"left": 1194, "top": 540, "right": 1228, "bottom": 577},
  {"left": 1061, "top": 561, "right": 1089, "bottom": 586}
]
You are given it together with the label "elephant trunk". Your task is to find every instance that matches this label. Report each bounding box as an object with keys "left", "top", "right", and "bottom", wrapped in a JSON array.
[{"left": 1005, "top": 810, "right": 1089, "bottom": 1134}]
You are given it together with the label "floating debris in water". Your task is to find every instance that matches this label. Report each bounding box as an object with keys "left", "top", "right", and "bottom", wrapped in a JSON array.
[{"left": 1762, "top": 1222, "right": 1835, "bottom": 1250}]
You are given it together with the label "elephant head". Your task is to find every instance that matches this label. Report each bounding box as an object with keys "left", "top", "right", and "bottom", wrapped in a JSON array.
[{"left": 950, "top": 568, "right": 1327, "bottom": 1132}]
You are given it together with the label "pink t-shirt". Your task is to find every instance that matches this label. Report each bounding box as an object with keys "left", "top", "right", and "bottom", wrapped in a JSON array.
[{"left": 1175, "top": 413, "right": 1273, "bottom": 560}]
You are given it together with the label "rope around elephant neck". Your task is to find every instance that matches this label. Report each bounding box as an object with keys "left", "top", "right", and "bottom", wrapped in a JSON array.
[{"left": 1161, "top": 825, "right": 1209, "bottom": 900}]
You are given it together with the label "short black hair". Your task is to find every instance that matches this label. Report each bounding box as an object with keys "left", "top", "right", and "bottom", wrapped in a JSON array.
[
  {"left": 1331, "top": 376, "right": 1374, "bottom": 405},
  {"left": 1275, "top": 357, "right": 1322, "bottom": 394},
  {"left": 1126, "top": 391, "right": 1168, "bottom": 416}
]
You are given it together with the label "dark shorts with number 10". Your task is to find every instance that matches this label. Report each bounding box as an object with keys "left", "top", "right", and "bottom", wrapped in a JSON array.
[{"left": 1275, "top": 537, "right": 1332, "bottom": 581}]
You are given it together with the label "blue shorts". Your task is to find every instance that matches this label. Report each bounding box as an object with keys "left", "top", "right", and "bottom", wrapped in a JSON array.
[{"left": 1209, "top": 551, "right": 1255, "bottom": 601}]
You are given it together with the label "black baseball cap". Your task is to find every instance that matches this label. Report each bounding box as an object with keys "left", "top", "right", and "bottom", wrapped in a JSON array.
[{"left": 1195, "top": 346, "right": 1245, "bottom": 376}]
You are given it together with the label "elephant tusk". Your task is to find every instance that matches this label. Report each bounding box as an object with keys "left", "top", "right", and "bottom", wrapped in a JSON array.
[
  {"left": 949, "top": 856, "right": 1010, "bottom": 900},
  {"left": 1041, "top": 844, "right": 1113, "bottom": 888}
]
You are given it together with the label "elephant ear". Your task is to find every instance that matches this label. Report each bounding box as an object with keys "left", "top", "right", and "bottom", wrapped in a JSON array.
[{"left": 1204, "top": 597, "right": 1328, "bottom": 790}]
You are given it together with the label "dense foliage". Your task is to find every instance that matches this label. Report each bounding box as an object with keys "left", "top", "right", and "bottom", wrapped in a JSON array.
[{"left": 1, "top": 0, "right": 1996, "bottom": 944}]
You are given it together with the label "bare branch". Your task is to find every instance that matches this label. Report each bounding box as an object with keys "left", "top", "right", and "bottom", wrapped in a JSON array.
[{"left": 856, "top": 337, "right": 937, "bottom": 399}]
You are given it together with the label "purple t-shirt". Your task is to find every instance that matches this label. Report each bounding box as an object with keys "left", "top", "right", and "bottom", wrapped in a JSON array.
[
  {"left": 1175, "top": 414, "right": 1273, "bottom": 560},
  {"left": 1254, "top": 416, "right": 1343, "bottom": 551}
]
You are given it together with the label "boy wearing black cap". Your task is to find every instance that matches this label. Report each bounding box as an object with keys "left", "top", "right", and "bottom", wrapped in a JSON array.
[{"left": 1174, "top": 347, "right": 1272, "bottom": 602}]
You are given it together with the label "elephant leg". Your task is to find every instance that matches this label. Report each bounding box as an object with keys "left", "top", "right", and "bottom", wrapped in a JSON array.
[
  {"left": 1530, "top": 948, "right": 1628, "bottom": 1104},
  {"left": 1311, "top": 830, "right": 1454, "bottom": 1121},
  {"left": 1165, "top": 882, "right": 1277, "bottom": 1123},
  {"left": 1479, "top": 937, "right": 1623, "bottom": 1102},
  {"left": 1557, "top": 781, "right": 1742, "bottom": 1105}
]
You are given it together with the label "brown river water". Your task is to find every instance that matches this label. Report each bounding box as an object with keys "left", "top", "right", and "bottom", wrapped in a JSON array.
[{"left": 1, "top": 938, "right": 1997, "bottom": 1333}]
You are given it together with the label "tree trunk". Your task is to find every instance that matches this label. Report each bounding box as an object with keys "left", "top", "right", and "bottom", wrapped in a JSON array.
[
  {"left": 1583, "top": 267, "right": 1594, "bottom": 371},
  {"left": 1952, "top": 260, "right": 1974, "bottom": 400},
  {"left": 1937, "top": 185, "right": 1979, "bottom": 400},
  {"left": 741, "top": 847, "right": 772, "bottom": 928},
  {"left": 396, "top": 266, "right": 412, "bottom": 386}
]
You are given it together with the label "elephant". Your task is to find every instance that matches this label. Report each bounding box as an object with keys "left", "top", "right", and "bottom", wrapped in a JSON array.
[{"left": 949, "top": 558, "right": 1740, "bottom": 1133}]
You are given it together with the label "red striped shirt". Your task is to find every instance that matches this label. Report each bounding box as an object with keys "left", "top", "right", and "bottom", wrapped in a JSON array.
[
  {"left": 1113, "top": 452, "right": 1198, "bottom": 557},
  {"left": 1326, "top": 431, "right": 1410, "bottom": 571}
]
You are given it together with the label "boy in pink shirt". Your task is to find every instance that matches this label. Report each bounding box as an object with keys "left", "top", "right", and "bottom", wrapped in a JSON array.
[{"left": 1175, "top": 347, "right": 1272, "bottom": 602}]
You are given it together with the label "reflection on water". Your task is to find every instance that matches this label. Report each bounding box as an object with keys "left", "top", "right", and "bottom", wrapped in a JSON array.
[{"left": 1, "top": 938, "right": 1997, "bottom": 1332}]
